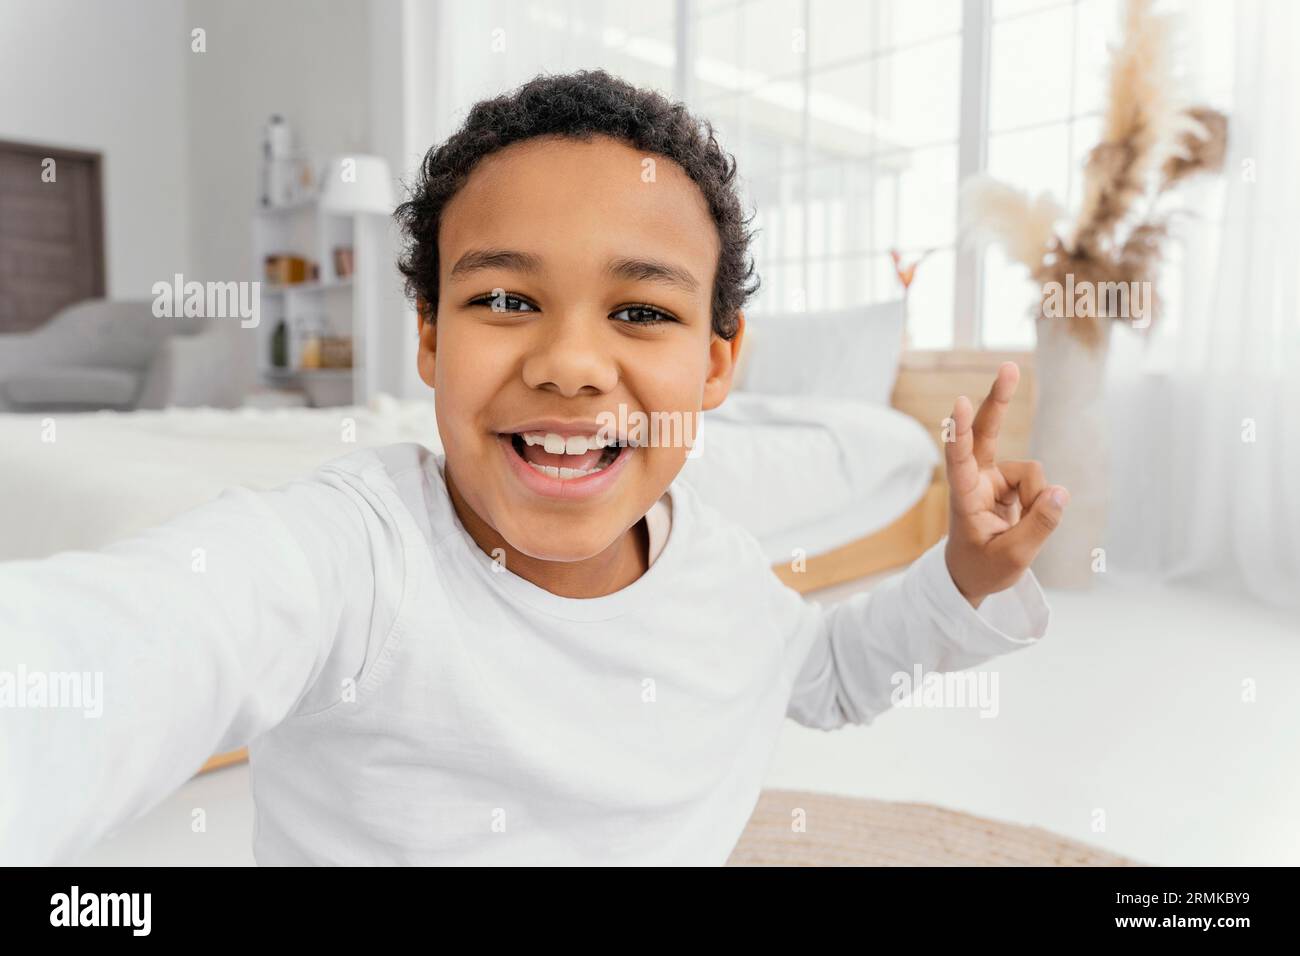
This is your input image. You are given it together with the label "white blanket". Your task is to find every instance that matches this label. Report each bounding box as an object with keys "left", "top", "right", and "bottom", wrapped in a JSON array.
[{"left": 0, "top": 392, "right": 937, "bottom": 565}]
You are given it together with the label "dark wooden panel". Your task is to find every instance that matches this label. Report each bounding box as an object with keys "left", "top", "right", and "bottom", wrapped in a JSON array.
[{"left": 0, "top": 140, "right": 105, "bottom": 333}]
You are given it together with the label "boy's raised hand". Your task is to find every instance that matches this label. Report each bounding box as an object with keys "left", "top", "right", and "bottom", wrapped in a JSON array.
[{"left": 943, "top": 362, "right": 1068, "bottom": 607}]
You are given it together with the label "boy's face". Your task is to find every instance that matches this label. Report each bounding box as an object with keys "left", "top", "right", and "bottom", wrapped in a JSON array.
[{"left": 419, "top": 134, "right": 743, "bottom": 563}]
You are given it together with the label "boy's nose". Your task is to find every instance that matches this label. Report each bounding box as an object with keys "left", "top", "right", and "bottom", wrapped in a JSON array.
[{"left": 521, "top": 315, "right": 619, "bottom": 397}]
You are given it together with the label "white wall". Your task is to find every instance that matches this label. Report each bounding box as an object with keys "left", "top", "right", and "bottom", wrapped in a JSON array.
[
  {"left": 0, "top": 0, "right": 191, "bottom": 298},
  {"left": 0, "top": 0, "right": 432, "bottom": 400},
  {"left": 367, "top": 0, "right": 425, "bottom": 401},
  {"left": 184, "top": 0, "right": 372, "bottom": 397}
]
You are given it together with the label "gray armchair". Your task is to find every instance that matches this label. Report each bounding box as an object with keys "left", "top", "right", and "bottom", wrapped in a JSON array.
[{"left": 0, "top": 299, "right": 240, "bottom": 412}]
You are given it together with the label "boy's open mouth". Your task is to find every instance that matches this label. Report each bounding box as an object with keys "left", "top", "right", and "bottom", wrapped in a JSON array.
[{"left": 503, "top": 431, "right": 629, "bottom": 480}]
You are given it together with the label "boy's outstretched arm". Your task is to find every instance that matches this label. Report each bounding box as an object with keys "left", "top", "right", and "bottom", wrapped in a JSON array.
[
  {"left": 0, "top": 465, "right": 386, "bottom": 863},
  {"left": 779, "top": 363, "right": 1067, "bottom": 729}
]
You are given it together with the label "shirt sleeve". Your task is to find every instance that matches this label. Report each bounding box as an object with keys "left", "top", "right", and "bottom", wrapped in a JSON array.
[
  {"left": 779, "top": 538, "right": 1050, "bottom": 730},
  {"left": 0, "top": 467, "right": 386, "bottom": 864}
]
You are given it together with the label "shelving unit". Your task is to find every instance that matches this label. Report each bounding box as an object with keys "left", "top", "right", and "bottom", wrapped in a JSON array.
[{"left": 251, "top": 199, "right": 367, "bottom": 406}]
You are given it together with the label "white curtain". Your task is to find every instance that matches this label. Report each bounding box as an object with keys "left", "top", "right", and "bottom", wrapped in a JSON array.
[{"left": 1105, "top": 0, "right": 1300, "bottom": 607}]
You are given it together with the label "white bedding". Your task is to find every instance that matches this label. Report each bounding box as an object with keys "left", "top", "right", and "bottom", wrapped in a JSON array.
[{"left": 0, "top": 392, "right": 937, "bottom": 566}]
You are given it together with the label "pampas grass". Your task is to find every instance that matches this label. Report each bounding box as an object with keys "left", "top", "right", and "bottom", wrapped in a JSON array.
[
  {"left": 1161, "top": 106, "right": 1229, "bottom": 189},
  {"left": 960, "top": 178, "right": 1063, "bottom": 271},
  {"left": 1073, "top": 0, "right": 1183, "bottom": 256},
  {"left": 960, "top": 0, "right": 1228, "bottom": 349}
]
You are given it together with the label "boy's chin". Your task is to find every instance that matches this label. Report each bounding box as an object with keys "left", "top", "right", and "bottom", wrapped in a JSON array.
[{"left": 501, "top": 516, "right": 631, "bottom": 565}]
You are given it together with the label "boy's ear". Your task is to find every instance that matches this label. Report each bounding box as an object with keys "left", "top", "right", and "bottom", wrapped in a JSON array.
[
  {"left": 701, "top": 311, "right": 745, "bottom": 412},
  {"left": 416, "top": 297, "right": 437, "bottom": 389}
]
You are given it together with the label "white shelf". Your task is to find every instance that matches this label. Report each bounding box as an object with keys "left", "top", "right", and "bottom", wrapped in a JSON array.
[
  {"left": 262, "top": 277, "right": 354, "bottom": 295},
  {"left": 264, "top": 367, "right": 354, "bottom": 380},
  {"left": 252, "top": 195, "right": 367, "bottom": 406},
  {"left": 255, "top": 197, "right": 319, "bottom": 215}
]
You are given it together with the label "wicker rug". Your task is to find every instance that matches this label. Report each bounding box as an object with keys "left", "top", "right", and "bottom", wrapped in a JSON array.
[{"left": 727, "top": 789, "right": 1138, "bottom": 866}]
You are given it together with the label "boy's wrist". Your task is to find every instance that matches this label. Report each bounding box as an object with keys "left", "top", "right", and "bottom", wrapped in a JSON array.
[
  {"left": 944, "top": 538, "right": 988, "bottom": 609},
  {"left": 924, "top": 539, "right": 1050, "bottom": 647}
]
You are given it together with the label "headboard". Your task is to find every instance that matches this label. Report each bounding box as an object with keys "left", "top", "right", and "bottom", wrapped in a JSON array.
[{"left": 891, "top": 349, "right": 1037, "bottom": 462}]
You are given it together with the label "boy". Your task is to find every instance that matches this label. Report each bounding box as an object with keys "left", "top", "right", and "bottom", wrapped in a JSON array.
[{"left": 0, "top": 71, "right": 1066, "bottom": 865}]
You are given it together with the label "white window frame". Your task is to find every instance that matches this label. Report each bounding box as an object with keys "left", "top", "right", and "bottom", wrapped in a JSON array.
[
  {"left": 673, "top": 0, "right": 1064, "bottom": 350},
  {"left": 955, "top": 0, "right": 992, "bottom": 348}
]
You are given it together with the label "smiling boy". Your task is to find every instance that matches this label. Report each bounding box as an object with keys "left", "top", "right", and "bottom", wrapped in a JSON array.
[{"left": 0, "top": 71, "right": 1067, "bottom": 865}]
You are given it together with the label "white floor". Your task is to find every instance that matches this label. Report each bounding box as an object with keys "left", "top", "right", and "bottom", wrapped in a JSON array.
[{"left": 72, "top": 575, "right": 1300, "bottom": 866}]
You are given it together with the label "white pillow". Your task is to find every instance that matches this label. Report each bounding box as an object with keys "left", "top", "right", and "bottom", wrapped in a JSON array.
[{"left": 737, "top": 301, "right": 906, "bottom": 405}]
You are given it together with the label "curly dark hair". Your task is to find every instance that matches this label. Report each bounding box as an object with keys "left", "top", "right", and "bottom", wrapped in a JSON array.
[{"left": 394, "top": 69, "right": 758, "bottom": 340}]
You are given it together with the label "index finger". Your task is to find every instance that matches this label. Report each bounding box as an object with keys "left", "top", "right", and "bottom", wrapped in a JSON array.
[{"left": 972, "top": 362, "right": 1020, "bottom": 467}]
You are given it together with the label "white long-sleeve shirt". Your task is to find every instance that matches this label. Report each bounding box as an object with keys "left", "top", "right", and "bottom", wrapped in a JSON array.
[{"left": 0, "top": 442, "right": 1049, "bottom": 864}]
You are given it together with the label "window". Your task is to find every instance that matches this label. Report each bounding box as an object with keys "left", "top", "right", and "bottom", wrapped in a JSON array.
[
  {"left": 689, "top": 0, "right": 963, "bottom": 347},
  {"left": 425, "top": 0, "right": 1233, "bottom": 350},
  {"left": 680, "top": 0, "right": 1234, "bottom": 349},
  {"left": 979, "top": 0, "right": 1233, "bottom": 349}
]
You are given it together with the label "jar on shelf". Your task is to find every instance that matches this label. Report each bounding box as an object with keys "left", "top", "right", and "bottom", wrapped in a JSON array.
[{"left": 296, "top": 312, "right": 325, "bottom": 370}]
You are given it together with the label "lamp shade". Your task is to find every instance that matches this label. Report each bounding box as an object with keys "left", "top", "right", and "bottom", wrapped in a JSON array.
[{"left": 319, "top": 154, "right": 395, "bottom": 213}]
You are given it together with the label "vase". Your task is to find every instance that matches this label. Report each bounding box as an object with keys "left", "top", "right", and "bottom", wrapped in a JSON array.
[{"left": 1029, "top": 316, "right": 1112, "bottom": 588}]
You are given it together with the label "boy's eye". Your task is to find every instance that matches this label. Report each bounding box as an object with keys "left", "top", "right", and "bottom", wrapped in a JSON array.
[
  {"left": 610, "top": 305, "right": 676, "bottom": 325},
  {"left": 468, "top": 294, "right": 674, "bottom": 325},
  {"left": 470, "top": 292, "right": 538, "bottom": 313}
]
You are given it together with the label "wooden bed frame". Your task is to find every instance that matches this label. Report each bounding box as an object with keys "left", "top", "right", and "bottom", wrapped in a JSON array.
[{"left": 197, "top": 350, "right": 1035, "bottom": 775}]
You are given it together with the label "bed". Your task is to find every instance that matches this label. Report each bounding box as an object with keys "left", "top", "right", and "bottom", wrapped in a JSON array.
[
  {"left": 0, "top": 389, "right": 939, "bottom": 567},
  {"left": 0, "top": 346, "right": 1034, "bottom": 776},
  {"left": 789, "top": 347, "right": 1038, "bottom": 591}
]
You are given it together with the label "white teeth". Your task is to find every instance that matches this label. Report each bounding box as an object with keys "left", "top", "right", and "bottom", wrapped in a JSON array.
[
  {"left": 511, "top": 429, "right": 623, "bottom": 479},
  {"left": 525, "top": 460, "right": 607, "bottom": 480},
  {"left": 517, "top": 431, "right": 613, "bottom": 451}
]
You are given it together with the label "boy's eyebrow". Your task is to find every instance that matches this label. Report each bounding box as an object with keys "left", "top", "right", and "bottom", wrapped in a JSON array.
[
  {"left": 449, "top": 248, "right": 700, "bottom": 294},
  {"left": 605, "top": 256, "right": 700, "bottom": 294},
  {"left": 449, "top": 248, "right": 545, "bottom": 279}
]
